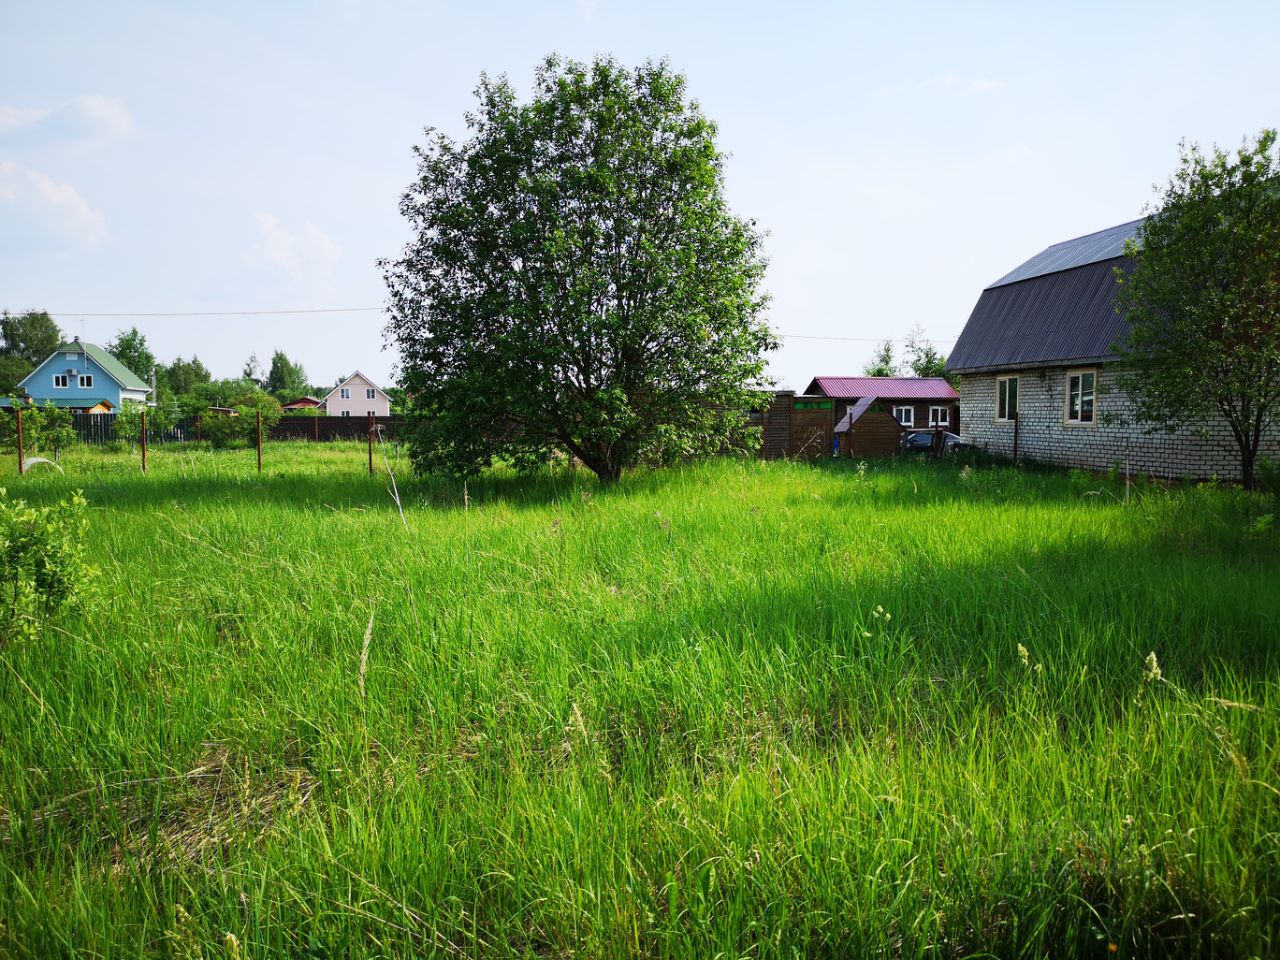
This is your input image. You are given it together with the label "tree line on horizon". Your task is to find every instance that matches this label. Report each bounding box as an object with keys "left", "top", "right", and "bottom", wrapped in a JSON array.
[{"left": 0, "top": 314, "right": 405, "bottom": 427}]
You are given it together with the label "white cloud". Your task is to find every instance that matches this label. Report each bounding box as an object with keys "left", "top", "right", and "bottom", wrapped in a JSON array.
[
  {"left": 246, "top": 211, "right": 341, "bottom": 293},
  {"left": 0, "top": 95, "right": 134, "bottom": 141},
  {"left": 0, "top": 160, "right": 108, "bottom": 246}
]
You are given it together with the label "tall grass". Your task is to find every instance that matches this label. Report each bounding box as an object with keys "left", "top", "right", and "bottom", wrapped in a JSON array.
[{"left": 0, "top": 444, "right": 1277, "bottom": 957}]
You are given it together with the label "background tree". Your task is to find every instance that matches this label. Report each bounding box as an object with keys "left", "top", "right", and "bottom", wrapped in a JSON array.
[
  {"left": 903, "top": 325, "right": 950, "bottom": 380},
  {"left": 862, "top": 340, "right": 900, "bottom": 377},
  {"left": 0, "top": 311, "right": 62, "bottom": 394},
  {"left": 1116, "top": 129, "right": 1280, "bottom": 490},
  {"left": 383, "top": 55, "right": 776, "bottom": 483},
  {"left": 242, "top": 353, "right": 263, "bottom": 388},
  {"left": 105, "top": 327, "right": 157, "bottom": 383},
  {"left": 166, "top": 356, "right": 212, "bottom": 396},
  {"left": 265, "top": 350, "right": 309, "bottom": 399}
]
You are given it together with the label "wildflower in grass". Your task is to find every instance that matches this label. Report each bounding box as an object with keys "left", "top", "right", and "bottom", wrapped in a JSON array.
[
  {"left": 1144, "top": 651, "right": 1162, "bottom": 683},
  {"left": 1017, "top": 643, "right": 1030, "bottom": 668},
  {"left": 225, "top": 932, "right": 243, "bottom": 959}
]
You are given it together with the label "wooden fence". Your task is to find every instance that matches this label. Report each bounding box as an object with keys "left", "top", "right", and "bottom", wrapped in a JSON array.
[{"left": 60, "top": 412, "right": 405, "bottom": 445}]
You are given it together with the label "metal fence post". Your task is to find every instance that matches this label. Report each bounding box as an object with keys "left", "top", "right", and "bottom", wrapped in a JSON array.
[
  {"left": 15, "top": 407, "right": 24, "bottom": 475},
  {"left": 367, "top": 413, "right": 375, "bottom": 476},
  {"left": 256, "top": 410, "right": 263, "bottom": 473},
  {"left": 141, "top": 410, "right": 148, "bottom": 473}
]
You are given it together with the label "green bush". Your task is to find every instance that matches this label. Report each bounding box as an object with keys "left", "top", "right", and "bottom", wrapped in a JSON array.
[
  {"left": 0, "top": 399, "right": 77, "bottom": 460},
  {"left": 0, "top": 487, "right": 93, "bottom": 642}
]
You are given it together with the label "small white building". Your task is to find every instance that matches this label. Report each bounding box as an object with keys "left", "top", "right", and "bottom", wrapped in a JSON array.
[{"left": 321, "top": 371, "right": 392, "bottom": 418}]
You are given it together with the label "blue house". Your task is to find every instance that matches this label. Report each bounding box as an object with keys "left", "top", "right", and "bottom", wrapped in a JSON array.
[{"left": 3, "top": 337, "right": 151, "bottom": 413}]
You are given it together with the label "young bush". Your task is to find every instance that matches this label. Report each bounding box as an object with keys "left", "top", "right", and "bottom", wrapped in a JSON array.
[
  {"left": 0, "top": 487, "right": 93, "bottom": 642},
  {"left": 0, "top": 399, "right": 77, "bottom": 461}
]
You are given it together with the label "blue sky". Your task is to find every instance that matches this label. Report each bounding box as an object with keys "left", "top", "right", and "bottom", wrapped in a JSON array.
[{"left": 2, "top": 1, "right": 1276, "bottom": 390}]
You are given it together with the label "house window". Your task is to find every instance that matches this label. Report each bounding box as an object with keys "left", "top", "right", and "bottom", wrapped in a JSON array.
[
  {"left": 367, "top": 410, "right": 376, "bottom": 417},
  {"left": 996, "top": 376, "right": 1018, "bottom": 421},
  {"left": 929, "top": 405, "right": 950, "bottom": 427},
  {"left": 1066, "top": 369, "right": 1096, "bottom": 424},
  {"left": 340, "top": 387, "right": 350, "bottom": 399},
  {"left": 366, "top": 388, "right": 376, "bottom": 399},
  {"left": 79, "top": 374, "right": 94, "bottom": 389},
  {"left": 340, "top": 410, "right": 351, "bottom": 417},
  {"left": 893, "top": 405, "right": 915, "bottom": 427},
  {"left": 53, "top": 374, "right": 69, "bottom": 388}
]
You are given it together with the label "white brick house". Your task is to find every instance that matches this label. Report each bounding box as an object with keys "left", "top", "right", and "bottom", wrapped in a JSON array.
[
  {"left": 321, "top": 371, "right": 392, "bottom": 418},
  {"left": 948, "top": 219, "right": 1279, "bottom": 480}
]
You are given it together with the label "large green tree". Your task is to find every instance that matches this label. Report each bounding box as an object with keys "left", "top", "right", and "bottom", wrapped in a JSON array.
[
  {"left": 166, "top": 356, "right": 212, "bottom": 396},
  {"left": 1116, "top": 130, "right": 1280, "bottom": 490},
  {"left": 105, "top": 327, "right": 157, "bottom": 383},
  {"left": 382, "top": 55, "right": 776, "bottom": 483},
  {"left": 0, "top": 311, "right": 62, "bottom": 394},
  {"left": 265, "top": 350, "right": 309, "bottom": 399}
]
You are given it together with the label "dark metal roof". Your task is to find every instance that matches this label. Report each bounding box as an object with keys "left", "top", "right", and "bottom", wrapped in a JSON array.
[
  {"left": 805, "top": 376, "right": 959, "bottom": 400},
  {"left": 987, "top": 218, "right": 1145, "bottom": 288},
  {"left": 947, "top": 257, "right": 1134, "bottom": 374}
]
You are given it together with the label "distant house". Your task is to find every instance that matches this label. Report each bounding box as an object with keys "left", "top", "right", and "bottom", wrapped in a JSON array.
[
  {"left": 804, "top": 376, "right": 960, "bottom": 433},
  {"left": 758, "top": 377, "right": 958, "bottom": 459},
  {"left": 321, "top": 372, "right": 391, "bottom": 418},
  {"left": 282, "top": 396, "right": 322, "bottom": 411},
  {"left": 947, "top": 218, "right": 1279, "bottom": 479},
  {"left": 1, "top": 337, "right": 151, "bottom": 413}
]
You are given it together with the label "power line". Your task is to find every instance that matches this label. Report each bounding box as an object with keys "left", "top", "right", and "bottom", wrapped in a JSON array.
[{"left": 30, "top": 307, "right": 958, "bottom": 343}]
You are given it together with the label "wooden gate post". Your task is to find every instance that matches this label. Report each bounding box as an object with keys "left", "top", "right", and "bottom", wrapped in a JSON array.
[
  {"left": 15, "top": 407, "right": 24, "bottom": 475},
  {"left": 367, "top": 413, "right": 375, "bottom": 476},
  {"left": 313, "top": 416, "right": 319, "bottom": 442},
  {"left": 141, "top": 410, "right": 148, "bottom": 473},
  {"left": 256, "top": 410, "right": 263, "bottom": 473}
]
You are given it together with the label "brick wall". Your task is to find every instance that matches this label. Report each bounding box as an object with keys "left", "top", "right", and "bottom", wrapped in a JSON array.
[{"left": 957, "top": 366, "right": 1280, "bottom": 481}]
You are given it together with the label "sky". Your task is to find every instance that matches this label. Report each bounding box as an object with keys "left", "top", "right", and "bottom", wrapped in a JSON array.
[{"left": 2, "top": 1, "right": 1277, "bottom": 391}]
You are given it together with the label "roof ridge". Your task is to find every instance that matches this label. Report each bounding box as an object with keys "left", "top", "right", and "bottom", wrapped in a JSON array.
[{"left": 1040, "top": 216, "right": 1146, "bottom": 251}]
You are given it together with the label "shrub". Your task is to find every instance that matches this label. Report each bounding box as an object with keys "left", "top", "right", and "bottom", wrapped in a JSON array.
[{"left": 0, "top": 487, "right": 94, "bottom": 642}]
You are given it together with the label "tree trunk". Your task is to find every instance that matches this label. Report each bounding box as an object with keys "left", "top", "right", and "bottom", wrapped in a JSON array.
[{"left": 1239, "top": 443, "right": 1257, "bottom": 491}]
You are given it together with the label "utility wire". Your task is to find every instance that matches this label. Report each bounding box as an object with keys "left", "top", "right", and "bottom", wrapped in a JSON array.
[{"left": 29, "top": 306, "right": 958, "bottom": 343}]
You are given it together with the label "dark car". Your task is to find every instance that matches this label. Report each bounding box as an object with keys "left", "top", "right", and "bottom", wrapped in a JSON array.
[{"left": 902, "top": 430, "right": 973, "bottom": 455}]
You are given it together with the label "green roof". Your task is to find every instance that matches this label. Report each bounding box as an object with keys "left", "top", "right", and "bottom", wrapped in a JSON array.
[{"left": 56, "top": 340, "right": 151, "bottom": 392}]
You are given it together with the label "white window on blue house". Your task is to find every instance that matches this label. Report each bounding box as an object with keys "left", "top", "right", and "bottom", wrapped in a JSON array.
[
  {"left": 79, "top": 374, "right": 94, "bottom": 388},
  {"left": 340, "top": 387, "right": 350, "bottom": 399},
  {"left": 53, "top": 374, "right": 69, "bottom": 388}
]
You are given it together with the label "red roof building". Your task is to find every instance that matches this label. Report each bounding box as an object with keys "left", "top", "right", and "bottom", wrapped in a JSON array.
[{"left": 803, "top": 376, "right": 960, "bottom": 432}]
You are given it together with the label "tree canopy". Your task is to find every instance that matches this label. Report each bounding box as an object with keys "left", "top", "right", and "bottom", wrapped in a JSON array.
[
  {"left": 265, "top": 350, "right": 309, "bottom": 399},
  {"left": 106, "top": 327, "right": 157, "bottom": 383},
  {"left": 0, "top": 311, "right": 62, "bottom": 394},
  {"left": 382, "top": 55, "right": 776, "bottom": 483},
  {"left": 862, "top": 341, "right": 899, "bottom": 377},
  {"left": 1116, "top": 129, "right": 1280, "bottom": 489},
  {"left": 903, "top": 326, "right": 950, "bottom": 380}
]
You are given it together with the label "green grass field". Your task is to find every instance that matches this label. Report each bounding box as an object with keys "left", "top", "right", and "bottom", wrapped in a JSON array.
[{"left": 1, "top": 443, "right": 1277, "bottom": 958}]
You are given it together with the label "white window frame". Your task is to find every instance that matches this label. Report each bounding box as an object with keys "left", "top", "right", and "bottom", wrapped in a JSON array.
[
  {"left": 367, "top": 410, "right": 376, "bottom": 417},
  {"left": 892, "top": 405, "right": 915, "bottom": 428},
  {"left": 996, "top": 376, "right": 1018, "bottom": 422},
  {"left": 340, "top": 410, "right": 351, "bottom": 417},
  {"left": 366, "top": 387, "right": 376, "bottom": 399},
  {"left": 1064, "top": 368, "right": 1097, "bottom": 425},
  {"left": 53, "top": 374, "right": 69, "bottom": 388},
  {"left": 339, "top": 387, "right": 350, "bottom": 399},
  {"left": 928, "top": 405, "right": 950, "bottom": 427},
  {"left": 78, "top": 374, "right": 94, "bottom": 389}
]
